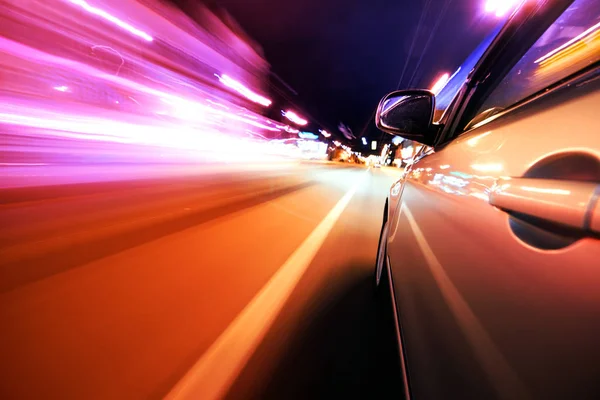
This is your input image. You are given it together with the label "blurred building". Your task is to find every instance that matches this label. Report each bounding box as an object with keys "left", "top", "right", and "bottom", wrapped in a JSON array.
[
  {"left": 0, "top": 0, "right": 272, "bottom": 114},
  {"left": 0, "top": 0, "right": 283, "bottom": 165},
  {"left": 169, "top": 0, "right": 271, "bottom": 113}
]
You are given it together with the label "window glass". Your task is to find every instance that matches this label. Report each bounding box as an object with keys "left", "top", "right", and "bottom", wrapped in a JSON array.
[
  {"left": 473, "top": 0, "right": 600, "bottom": 122},
  {"left": 434, "top": 24, "right": 503, "bottom": 122}
]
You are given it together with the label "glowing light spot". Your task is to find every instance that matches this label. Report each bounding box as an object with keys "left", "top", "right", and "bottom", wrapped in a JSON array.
[
  {"left": 282, "top": 110, "right": 308, "bottom": 126},
  {"left": 430, "top": 72, "right": 450, "bottom": 95},
  {"left": 484, "top": 0, "right": 521, "bottom": 17},
  {"left": 466, "top": 131, "right": 492, "bottom": 147}
]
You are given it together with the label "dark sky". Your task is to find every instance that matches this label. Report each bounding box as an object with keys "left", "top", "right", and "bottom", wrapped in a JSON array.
[{"left": 212, "top": 0, "right": 499, "bottom": 142}]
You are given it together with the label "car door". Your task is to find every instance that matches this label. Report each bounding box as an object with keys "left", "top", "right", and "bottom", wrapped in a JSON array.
[{"left": 386, "top": 1, "right": 600, "bottom": 399}]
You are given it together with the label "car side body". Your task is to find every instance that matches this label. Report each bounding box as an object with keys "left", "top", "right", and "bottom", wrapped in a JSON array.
[{"left": 374, "top": 1, "right": 600, "bottom": 399}]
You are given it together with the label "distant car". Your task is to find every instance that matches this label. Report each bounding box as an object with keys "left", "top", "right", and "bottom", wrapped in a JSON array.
[
  {"left": 373, "top": 1, "right": 600, "bottom": 399},
  {"left": 373, "top": 162, "right": 382, "bottom": 168}
]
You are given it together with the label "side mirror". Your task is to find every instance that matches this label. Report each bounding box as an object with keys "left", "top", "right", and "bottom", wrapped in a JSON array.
[{"left": 375, "top": 89, "right": 438, "bottom": 146}]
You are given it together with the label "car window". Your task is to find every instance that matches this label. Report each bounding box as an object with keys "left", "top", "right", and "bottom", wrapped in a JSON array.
[
  {"left": 470, "top": 0, "right": 600, "bottom": 126},
  {"left": 433, "top": 24, "right": 505, "bottom": 123}
]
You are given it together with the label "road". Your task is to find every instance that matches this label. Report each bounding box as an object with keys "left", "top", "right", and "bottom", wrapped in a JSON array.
[{"left": 0, "top": 162, "right": 404, "bottom": 400}]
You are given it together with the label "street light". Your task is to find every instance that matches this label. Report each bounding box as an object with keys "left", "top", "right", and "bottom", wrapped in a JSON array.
[
  {"left": 484, "top": 0, "right": 520, "bottom": 17},
  {"left": 319, "top": 129, "right": 331, "bottom": 138}
]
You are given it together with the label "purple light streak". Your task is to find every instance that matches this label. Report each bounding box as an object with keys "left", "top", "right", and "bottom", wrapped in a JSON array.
[
  {"left": 0, "top": 0, "right": 302, "bottom": 188},
  {"left": 216, "top": 74, "right": 272, "bottom": 107},
  {"left": 66, "top": 0, "right": 154, "bottom": 42}
]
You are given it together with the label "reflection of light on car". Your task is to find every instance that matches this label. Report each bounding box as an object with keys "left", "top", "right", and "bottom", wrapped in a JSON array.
[
  {"left": 469, "top": 192, "right": 490, "bottom": 201},
  {"left": 382, "top": 96, "right": 409, "bottom": 115},
  {"left": 521, "top": 186, "right": 571, "bottom": 195},
  {"left": 450, "top": 171, "right": 473, "bottom": 179},
  {"left": 391, "top": 182, "right": 402, "bottom": 196},
  {"left": 443, "top": 175, "right": 469, "bottom": 188},
  {"left": 429, "top": 173, "right": 444, "bottom": 185},
  {"left": 534, "top": 21, "right": 600, "bottom": 81},
  {"left": 471, "top": 162, "right": 503, "bottom": 172},
  {"left": 535, "top": 21, "right": 600, "bottom": 64},
  {"left": 466, "top": 131, "right": 492, "bottom": 147}
]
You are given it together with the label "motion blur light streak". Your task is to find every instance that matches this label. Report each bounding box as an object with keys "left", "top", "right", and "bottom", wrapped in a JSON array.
[
  {"left": 0, "top": 0, "right": 305, "bottom": 169},
  {"left": 283, "top": 110, "right": 308, "bottom": 126},
  {"left": 430, "top": 72, "right": 450, "bottom": 95},
  {"left": 66, "top": 0, "right": 154, "bottom": 42},
  {"left": 533, "top": 22, "right": 600, "bottom": 80},
  {"left": 216, "top": 74, "right": 272, "bottom": 107},
  {"left": 535, "top": 21, "right": 600, "bottom": 64}
]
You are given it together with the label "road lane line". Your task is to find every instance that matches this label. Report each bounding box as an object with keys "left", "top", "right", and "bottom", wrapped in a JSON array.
[
  {"left": 166, "top": 169, "right": 370, "bottom": 400},
  {"left": 402, "top": 203, "right": 529, "bottom": 400}
]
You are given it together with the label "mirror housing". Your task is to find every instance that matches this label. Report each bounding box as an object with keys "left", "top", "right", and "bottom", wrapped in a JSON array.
[{"left": 375, "top": 89, "right": 438, "bottom": 146}]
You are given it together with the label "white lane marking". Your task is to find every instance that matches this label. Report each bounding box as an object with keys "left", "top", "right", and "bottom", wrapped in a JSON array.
[
  {"left": 166, "top": 169, "right": 370, "bottom": 400},
  {"left": 402, "top": 203, "right": 529, "bottom": 400}
]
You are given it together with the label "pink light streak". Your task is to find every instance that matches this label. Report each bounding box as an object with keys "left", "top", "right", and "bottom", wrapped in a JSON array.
[
  {"left": 66, "top": 0, "right": 154, "bottom": 42},
  {"left": 0, "top": 0, "right": 313, "bottom": 178},
  {"left": 217, "top": 74, "right": 272, "bottom": 107},
  {"left": 283, "top": 110, "right": 308, "bottom": 126}
]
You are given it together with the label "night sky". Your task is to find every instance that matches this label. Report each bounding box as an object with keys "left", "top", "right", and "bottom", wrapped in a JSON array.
[{"left": 198, "top": 1, "right": 501, "bottom": 143}]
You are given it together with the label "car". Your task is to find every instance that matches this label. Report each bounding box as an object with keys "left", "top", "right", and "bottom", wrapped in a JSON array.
[{"left": 373, "top": 0, "right": 600, "bottom": 399}]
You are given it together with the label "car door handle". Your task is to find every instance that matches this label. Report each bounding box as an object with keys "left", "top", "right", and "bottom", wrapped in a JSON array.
[{"left": 489, "top": 177, "right": 599, "bottom": 231}]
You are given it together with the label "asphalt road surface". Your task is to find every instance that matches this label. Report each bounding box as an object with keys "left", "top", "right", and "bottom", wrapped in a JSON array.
[{"left": 0, "top": 162, "right": 404, "bottom": 400}]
